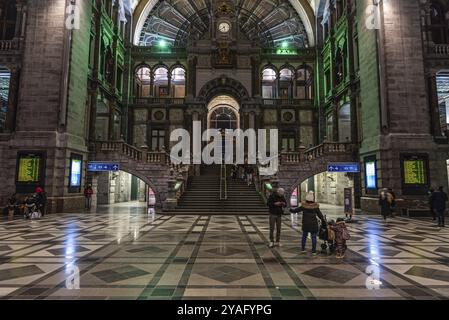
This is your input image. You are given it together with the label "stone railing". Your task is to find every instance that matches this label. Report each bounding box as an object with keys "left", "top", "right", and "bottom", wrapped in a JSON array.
[
  {"left": 281, "top": 152, "right": 303, "bottom": 164},
  {"left": 262, "top": 98, "right": 313, "bottom": 107},
  {"left": 434, "top": 44, "right": 449, "bottom": 55},
  {"left": 132, "top": 97, "right": 185, "bottom": 106},
  {"left": 304, "top": 142, "right": 353, "bottom": 161},
  {"left": 280, "top": 142, "right": 354, "bottom": 164},
  {"left": 0, "top": 40, "right": 14, "bottom": 51},
  {"left": 96, "top": 141, "right": 169, "bottom": 165}
]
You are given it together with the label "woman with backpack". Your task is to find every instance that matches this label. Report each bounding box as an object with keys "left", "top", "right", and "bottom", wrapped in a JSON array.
[{"left": 290, "top": 191, "right": 325, "bottom": 256}]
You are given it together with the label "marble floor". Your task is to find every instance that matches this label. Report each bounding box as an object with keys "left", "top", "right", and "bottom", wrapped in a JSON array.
[{"left": 0, "top": 203, "right": 449, "bottom": 300}]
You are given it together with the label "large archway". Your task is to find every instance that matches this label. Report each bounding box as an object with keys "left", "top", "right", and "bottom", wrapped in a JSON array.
[
  {"left": 207, "top": 95, "right": 240, "bottom": 130},
  {"left": 133, "top": 0, "right": 316, "bottom": 47}
]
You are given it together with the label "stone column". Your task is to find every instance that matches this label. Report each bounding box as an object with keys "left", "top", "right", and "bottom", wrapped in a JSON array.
[
  {"left": 4, "top": 66, "right": 20, "bottom": 133},
  {"left": 167, "top": 73, "right": 172, "bottom": 97},
  {"left": 90, "top": 174, "right": 99, "bottom": 210},
  {"left": 332, "top": 101, "right": 339, "bottom": 142},
  {"left": 428, "top": 74, "right": 443, "bottom": 137},
  {"left": 163, "top": 169, "right": 178, "bottom": 211},
  {"left": 150, "top": 73, "right": 155, "bottom": 97}
]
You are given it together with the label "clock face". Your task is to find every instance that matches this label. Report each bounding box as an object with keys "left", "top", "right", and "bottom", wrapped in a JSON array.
[{"left": 218, "top": 22, "right": 230, "bottom": 33}]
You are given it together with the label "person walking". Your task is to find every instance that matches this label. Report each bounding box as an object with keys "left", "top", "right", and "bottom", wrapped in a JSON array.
[
  {"left": 379, "top": 189, "right": 393, "bottom": 223},
  {"left": 290, "top": 191, "right": 325, "bottom": 256},
  {"left": 84, "top": 184, "right": 94, "bottom": 210},
  {"left": 431, "top": 186, "right": 448, "bottom": 228},
  {"left": 267, "top": 188, "right": 287, "bottom": 248},
  {"left": 245, "top": 165, "right": 254, "bottom": 186},
  {"left": 388, "top": 188, "right": 396, "bottom": 217}
]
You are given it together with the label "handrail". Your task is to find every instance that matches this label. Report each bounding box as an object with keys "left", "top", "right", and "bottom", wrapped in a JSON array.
[
  {"left": 220, "top": 164, "right": 228, "bottom": 200},
  {"left": 95, "top": 140, "right": 168, "bottom": 165}
]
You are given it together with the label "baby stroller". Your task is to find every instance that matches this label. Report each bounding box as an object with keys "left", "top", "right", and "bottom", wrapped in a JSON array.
[
  {"left": 23, "top": 196, "right": 41, "bottom": 220},
  {"left": 319, "top": 216, "right": 336, "bottom": 255}
]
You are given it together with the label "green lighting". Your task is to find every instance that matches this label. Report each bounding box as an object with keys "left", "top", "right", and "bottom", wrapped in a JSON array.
[
  {"left": 159, "top": 39, "right": 167, "bottom": 47},
  {"left": 282, "top": 41, "right": 289, "bottom": 48}
]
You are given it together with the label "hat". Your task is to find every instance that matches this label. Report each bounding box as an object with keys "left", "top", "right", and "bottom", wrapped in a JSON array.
[
  {"left": 35, "top": 187, "right": 43, "bottom": 194},
  {"left": 305, "top": 191, "right": 315, "bottom": 202}
]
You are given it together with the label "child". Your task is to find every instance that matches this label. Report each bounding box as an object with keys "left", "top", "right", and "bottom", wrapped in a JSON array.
[{"left": 331, "top": 218, "right": 350, "bottom": 259}]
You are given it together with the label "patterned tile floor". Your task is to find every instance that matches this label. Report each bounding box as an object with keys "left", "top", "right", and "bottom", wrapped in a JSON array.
[{"left": 0, "top": 202, "right": 449, "bottom": 300}]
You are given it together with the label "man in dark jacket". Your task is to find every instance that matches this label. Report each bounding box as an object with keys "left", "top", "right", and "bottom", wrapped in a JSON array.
[
  {"left": 432, "top": 186, "right": 448, "bottom": 227},
  {"left": 267, "top": 188, "right": 287, "bottom": 248},
  {"left": 290, "top": 191, "right": 325, "bottom": 255}
]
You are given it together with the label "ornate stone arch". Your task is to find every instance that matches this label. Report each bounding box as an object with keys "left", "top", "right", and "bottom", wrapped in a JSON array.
[{"left": 197, "top": 76, "right": 250, "bottom": 103}]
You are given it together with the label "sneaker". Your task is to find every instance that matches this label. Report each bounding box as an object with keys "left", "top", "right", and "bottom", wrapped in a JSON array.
[
  {"left": 311, "top": 251, "right": 318, "bottom": 256},
  {"left": 300, "top": 249, "right": 307, "bottom": 254},
  {"left": 269, "top": 242, "right": 275, "bottom": 248},
  {"left": 275, "top": 242, "right": 282, "bottom": 247},
  {"left": 336, "top": 253, "right": 342, "bottom": 259}
]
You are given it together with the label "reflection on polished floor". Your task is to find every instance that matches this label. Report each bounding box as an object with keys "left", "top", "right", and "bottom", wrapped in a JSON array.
[{"left": 1, "top": 203, "right": 449, "bottom": 300}]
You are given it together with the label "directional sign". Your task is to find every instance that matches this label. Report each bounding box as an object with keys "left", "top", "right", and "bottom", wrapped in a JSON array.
[
  {"left": 87, "top": 162, "right": 120, "bottom": 172},
  {"left": 327, "top": 163, "right": 360, "bottom": 173}
]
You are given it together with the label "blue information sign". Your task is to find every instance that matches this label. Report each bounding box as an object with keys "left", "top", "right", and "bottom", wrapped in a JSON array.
[
  {"left": 87, "top": 162, "right": 120, "bottom": 172},
  {"left": 327, "top": 163, "right": 360, "bottom": 173}
]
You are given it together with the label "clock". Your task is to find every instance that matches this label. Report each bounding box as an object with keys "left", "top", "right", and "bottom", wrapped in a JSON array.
[{"left": 218, "top": 22, "right": 230, "bottom": 33}]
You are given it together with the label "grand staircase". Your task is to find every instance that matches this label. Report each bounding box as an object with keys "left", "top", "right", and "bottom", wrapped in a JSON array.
[{"left": 168, "top": 165, "right": 268, "bottom": 215}]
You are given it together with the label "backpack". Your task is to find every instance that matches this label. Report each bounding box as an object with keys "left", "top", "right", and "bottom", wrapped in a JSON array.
[{"left": 342, "top": 227, "right": 351, "bottom": 241}]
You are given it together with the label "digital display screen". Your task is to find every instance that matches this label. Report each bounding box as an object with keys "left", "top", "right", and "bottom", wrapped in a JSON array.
[
  {"left": 403, "top": 159, "right": 426, "bottom": 185},
  {"left": 365, "top": 161, "right": 377, "bottom": 189},
  {"left": 17, "top": 155, "right": 41, "bottom": 183},
  {"left": 70, "top": 159, "right": 82, "bottom": 187}
]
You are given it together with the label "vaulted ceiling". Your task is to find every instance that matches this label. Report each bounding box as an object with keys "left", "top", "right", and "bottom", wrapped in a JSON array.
[{"left": 133, "top": 0, "right": 317, "bottom": 47}]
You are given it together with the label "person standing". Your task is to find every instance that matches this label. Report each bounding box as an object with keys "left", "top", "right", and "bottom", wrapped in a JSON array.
[
  {"left": 290, "top": 191, "right": 325, "bottom": 256},
  {"left": 84, "top": 184, "right": 94, "bottom": 210},
  {"left": 331, "top": 218, "right": 351, "bottom": 259},
  {"left": 35, "top": 186, "right": 47, "bottom": 217},
  {"left": 379, "top": 189, "right": 392, "bottom": 223},
  {"left": 388, "top": 188, "right": 396, "bottom": 217},
  {"left": 245, "top": 165, "right": 254, "bottom": 186},
  {"left": 431, "top": 186, "right": 448, "bottom": 228},
  {"left": 267, "top": 188, "right": 287, "bottom": 248},
  {"left": 428, "top": 188, "right": 436, "bottom": 221}
]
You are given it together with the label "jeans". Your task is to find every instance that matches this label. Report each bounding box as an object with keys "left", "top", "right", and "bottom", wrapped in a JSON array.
[
  {"left": 436, "top": 209, "right": 446, "bottom": 226},
  {"left": 269, "top": 214, "right": 282, "bottom": 242},
  {"left": 85, "top": 197, "right": 92, "bottom": 209},
  {"left": 302, "top": 232, "right": 318, "bottom": 252}
]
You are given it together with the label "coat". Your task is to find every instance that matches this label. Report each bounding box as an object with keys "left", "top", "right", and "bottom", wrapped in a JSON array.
[
  {"left": 290, "top": 202, "right": 325, "bottom": 233},
  {"left": 379, "top": 195, "right": 392, "bottom": 217},
  {"left": 331, "top": 221, "right": 350, "bottom": 244},
  {"left": 431, "top": 191, "right": 448, "bottom": 211},
  {"left": 267, "top": 193, "right": 287, "bottom": 216}
]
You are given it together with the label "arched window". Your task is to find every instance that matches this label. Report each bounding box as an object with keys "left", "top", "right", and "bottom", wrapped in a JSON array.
[
  {"left": 279, "top": 68, "right": 294, "bottom": 99},
  {"left": 0, "top": 66, "right": 10, "bottom": 131},
  {"left": 429, "top": 1, "right": 448, "bottom": 44},
  {"left": 135, "top": 66, "right": 151, "bottom": 98},
  {"left": 0, "top": 0, "right": 16, "bottom": 41},
  {"left": 297, "top": 65, "right": 314, "bottom": 99},
  {"left": 210, "top": 106, "right": 238, "bottom": 130},
  {"left": 262, "top": 67, "right": 277, "bottom": 99},
  {"left": 154, "top": 67, "right": 169, "bottom": 97},
  {"left": 171, "top": 67, "right": 186, "bottom": 98}
]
